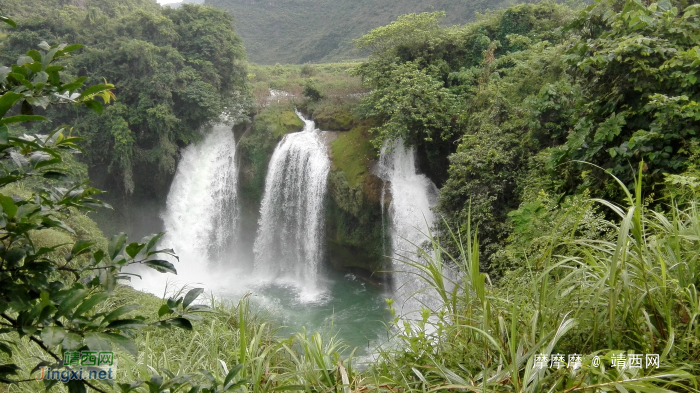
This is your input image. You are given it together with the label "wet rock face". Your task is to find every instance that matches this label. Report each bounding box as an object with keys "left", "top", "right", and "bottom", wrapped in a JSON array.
[{"left": 325, "top": 169, "right": 389, "bottom": 283}]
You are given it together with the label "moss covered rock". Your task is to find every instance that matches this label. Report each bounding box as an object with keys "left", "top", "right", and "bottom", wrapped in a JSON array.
[
  {"left": 277, "top": 108, "right": 305, "bottom": 137},
  {"left": 329, "top": 122, "right": 377, "bottom": 187},
  {"left": 315, "top": 109, "right": 354, "bottom": 131},
  {"left": 325, "top": 122, "right": 389, "bottom": 282}
]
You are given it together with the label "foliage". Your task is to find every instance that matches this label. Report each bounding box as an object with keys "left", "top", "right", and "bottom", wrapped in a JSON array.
[
  {"left": 552, "top": 0, "right": 700, "bottom": 199},
  {"left": 353, "top": 2, "right": 577, "bottom": 262},
  {"left": 354, "top": 12, "right": 445, "bottom": 53},
  {"left": 0, "top": 13, "right": 224, "bottom": 391},
  {"left": 354, "top": 60, "right": 458, "bottom": 148},
  {"left": 366, "top": 167, "right": 700, "bottom": 391},
  {"left": 0, "top": 1, "right": 249, "bottom": 198},
  {"left": 301, "top": 81, "right": 323, "bottom": 102},
  {"left": 247, "top": 62, "right": 366, "bottom": 110},
  {"left": 354, "top": 0, "right": 700, "bottom": 266}
]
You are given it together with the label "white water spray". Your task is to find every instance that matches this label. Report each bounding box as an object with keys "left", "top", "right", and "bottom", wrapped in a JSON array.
[
  {"left": 378, "top": 139, "right": 441, "bottom": 317},
  {"left": 131, "top": 123, "right": 239, "bottom": 294},
  {"left": 253, "top": 110, "right": 330, "bottom": 296}
]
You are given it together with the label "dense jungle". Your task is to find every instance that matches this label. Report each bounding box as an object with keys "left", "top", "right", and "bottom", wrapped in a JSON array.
[{"left": 0, "top": 0, "right": 699, "bottom": 391}]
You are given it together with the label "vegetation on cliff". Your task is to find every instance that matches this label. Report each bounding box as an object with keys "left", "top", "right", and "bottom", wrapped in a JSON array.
[
  {"left": 353, "top": 0, "right": 700, "bottom": 272},
  {"left": 0, "top": 0, "right": 249, "bottom": 201}
]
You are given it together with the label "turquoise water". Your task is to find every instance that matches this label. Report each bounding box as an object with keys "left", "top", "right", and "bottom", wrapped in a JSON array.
[{"left": 236, "top": 271, "right": 392, "bottom": 354}]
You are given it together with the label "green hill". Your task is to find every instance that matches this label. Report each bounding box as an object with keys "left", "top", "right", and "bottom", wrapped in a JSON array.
[
  {"left": 205, "top": 0, "right": 512, "bottom": 64},
  {"left": 1, "top": 0, "right": 161, "bottom": 19}
]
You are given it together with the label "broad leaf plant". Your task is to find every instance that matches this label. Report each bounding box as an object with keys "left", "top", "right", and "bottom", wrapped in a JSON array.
[{"left": 0, "top": 8, "right": 245, "bottom": 393}]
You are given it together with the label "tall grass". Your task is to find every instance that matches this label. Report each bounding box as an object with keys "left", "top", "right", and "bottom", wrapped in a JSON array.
[
  {"left": 367, "top": 164, "right": 699, "bottom": 392},
  {"left": 3, "top": 165, "right": 699, "bottom": 392}
]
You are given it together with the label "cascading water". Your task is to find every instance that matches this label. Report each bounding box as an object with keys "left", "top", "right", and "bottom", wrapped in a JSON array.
[
  {"left": 130, "top": 123, "right": 239, "bottom": 294},
  {"left": 161, "top": 124, "right": 239, "bottom": 262},
  {"left": 378, "top": 139, "right": 441, "bottom": 317},
  {"left": 253, "top": 110, "right": 330, "bottom": 295},
  {"left": 130, "top": 112, "right": 388, "bottom": 353}
]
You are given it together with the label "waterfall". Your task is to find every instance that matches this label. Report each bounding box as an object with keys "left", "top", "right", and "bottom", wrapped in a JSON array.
[
  {"left": 253, "top": 110, "right": 330, "bottom": 293},
  {"left": 378, "top": 139, "right": 441, "bottom": 317},
  {"left": 160, "top": 123, "right": 239, "bottom": 265},
  {"left": 130, "top": 123, "right": 239, "bottom": 295}
]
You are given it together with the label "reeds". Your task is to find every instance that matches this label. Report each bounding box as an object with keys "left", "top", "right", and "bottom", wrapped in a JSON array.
[
  {"left": 3, "top": 165, "right": 698, "bottom": 392},
  {"left": 368, "top": 163, "right": 699, "bottom": 392}
]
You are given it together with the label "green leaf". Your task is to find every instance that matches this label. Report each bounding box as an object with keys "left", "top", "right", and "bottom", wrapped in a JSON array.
[
  {"left": 45, "top": 65, "right": 64, "bottom": 73},
  {"left": 102, "top": 332, "right": 137, "bottom": 356},
  {"left": 125, "top": 242, "right": 145, "bottom": 259},
  {"left": 0, "top": 364, "right": 19, "bottom": 376},
  {"left": 56, "top": 290, "right": 88, "bottom": 318},
  {"left": 61, "top": 44, "right": 84, "bottom": 54},
  {"left": 224, "top": 363, "right": 244, "bottom": 387},
  {"left": 144, "top": 260, "right": 177, "bottom": 274},
  {"left": 108, "top": 233, "right": 127, "bottom": 260},
  {"left": 66, "top": 380, "right": 87, "bottom": 393},
  {"left": 0, "top": 195, "right": 17, "bottom": 219},
  {"left": 84, "top": 332, "right": 112, "bottom": 352},
  {"left": 43, "top": 171, "right": 68, "bottom": 180},
  {"left": 70, "top": 240, "right": 94, "bottom": 258},
  {"left": 61, "top": 332, "right": 82, "bottom": 351},
  {"left": 183, "top": 288, "right": 204, "bottom": 309},
  {"left": 73, "top": 292, "right": 109, "bottom": 318},
  {"left": 0, "top": 115, "right": 46, "bottom": 125},
  {"left": 199, "top": 369, "right": 216, "bottom": 384},
  {"left": 0, "top": 124, "right": 8, "bottom": 144},
  {"left": 144, "top": 233, "right": 164, "bottom": 253},
  {"left": 0, "top": 92, "right": 22, "bottom": 119},
  {"left": 157, "top": 304, "right": 172, "bottom": 318},
  {"left": 26, "top": 96, "right": 50, "bottom": 109},
  {"left": 5, "top": 247, "right": 25, "bottom": 268},
  {"left": 0, "top": 342, "right": 11, "bottom": 356},
  {"left": 168, "top": 317, "right": 193, "bottom": 330},
  {"left": 103, "top": 304, "right": 140, "bottom": 324},
  {"left": 106, "top": 319, "right": 147, "bottom": 330},
  {"left": 0, "top": 15, "right": 17, "bottom": 28},
  {"left": 16, "top": 55, "right": 33, "bottom": 66},
  {"left": 83, "top": 100, "right": 103, "bottom": 113},
  {"left": 34, "top": 158, "right": 62, "bottom": 170},
  {"left": 79, "top": 84, "right": 112, "bottom": 99},
  {"left": 40, "top": 326, "right": 65, "bottom": 347},
  {"left": 60, "top": 79, "right": 87, "bottom": 94}
]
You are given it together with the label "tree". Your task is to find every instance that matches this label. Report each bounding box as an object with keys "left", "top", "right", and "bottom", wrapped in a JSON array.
[
  {"left": 0, "top": 10, "right": 244, "bottom": 393},
  {"left": 0, "top": 3, "right": 250, "bottom": 199},
  {"left": 302, "top": 80, "right": 323, "bottom": 102},
  {"left": 553, "top": 0, "right": 700, "bottom": 197}
]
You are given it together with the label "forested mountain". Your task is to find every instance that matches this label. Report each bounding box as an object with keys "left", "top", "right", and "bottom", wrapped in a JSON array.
[{"left": 205, "top": 0, "right": 512, "bottom": 64}]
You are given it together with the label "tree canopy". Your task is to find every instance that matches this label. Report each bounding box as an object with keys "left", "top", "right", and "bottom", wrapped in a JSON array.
[
  {"left": 0, "top": 0, "right": 249, "bottom": 198},
  {"left": 353, "top": 0, "right": 700, "bottom": 267}
]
